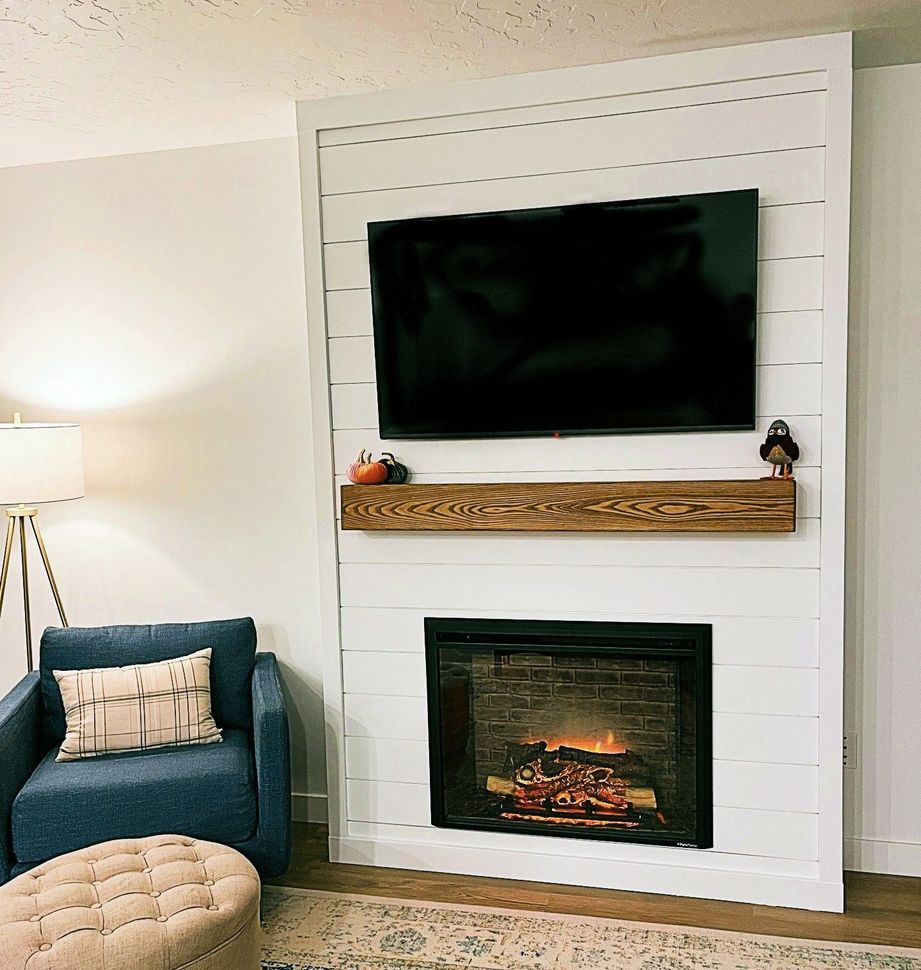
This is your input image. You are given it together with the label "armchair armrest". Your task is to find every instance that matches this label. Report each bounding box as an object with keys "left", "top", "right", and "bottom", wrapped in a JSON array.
[
  {"left": 250, "top": 652, "right": 291, "bottom": 877},
  {"left": 0, "top": 672, "right": 42, "bottom": 883}
]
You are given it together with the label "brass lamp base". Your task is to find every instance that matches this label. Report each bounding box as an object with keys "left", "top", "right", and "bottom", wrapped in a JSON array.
[{"left": 0, "top": 506, "right": 69, "bottom": 672}]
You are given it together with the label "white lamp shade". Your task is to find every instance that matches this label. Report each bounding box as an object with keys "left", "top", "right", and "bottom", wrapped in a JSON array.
[{"left": 0, "top": 422, "right": 85, "bottom": 506}]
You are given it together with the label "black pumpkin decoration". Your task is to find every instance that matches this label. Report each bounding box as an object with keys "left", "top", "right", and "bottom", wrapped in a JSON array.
[{"left": 380, "top": 452, "right": 410, "bottom": 484}]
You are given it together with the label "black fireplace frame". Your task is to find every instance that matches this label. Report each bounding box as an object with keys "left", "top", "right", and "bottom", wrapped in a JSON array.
[{"left": 424, "top": 617, "right": 713, "bottom": 849}]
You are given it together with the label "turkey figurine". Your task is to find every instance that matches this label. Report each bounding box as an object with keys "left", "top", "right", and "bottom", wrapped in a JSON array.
[{"left": 760, "top": 419, "right": 799, "bottom": 480}]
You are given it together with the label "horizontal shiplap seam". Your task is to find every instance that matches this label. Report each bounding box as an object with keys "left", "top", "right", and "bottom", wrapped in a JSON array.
[
  {"left": 318, "top": 74, "right": 828, "bottom": 148},
  {"left": 319, "top": 144, "right": 825, "bottom": 198}
]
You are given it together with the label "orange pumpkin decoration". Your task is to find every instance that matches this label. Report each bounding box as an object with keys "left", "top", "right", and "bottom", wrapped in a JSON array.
[{"left": 347, "top": 450, "right": 389, "bottom": 484}]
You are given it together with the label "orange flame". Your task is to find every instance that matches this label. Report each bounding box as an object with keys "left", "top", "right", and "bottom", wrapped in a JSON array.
[{"left": 521, "top": 730, "right": 626, "bottom": 755}]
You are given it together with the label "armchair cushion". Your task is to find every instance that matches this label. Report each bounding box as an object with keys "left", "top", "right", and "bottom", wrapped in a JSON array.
[
  {"left": 40, "top": 617, "right": 257, "bottom": 743},
  {"left": 11, "top": 728, "right": 257, "bottom": 865}
]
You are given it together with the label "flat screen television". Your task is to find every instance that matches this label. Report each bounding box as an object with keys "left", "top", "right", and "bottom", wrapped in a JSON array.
[{"left": 367, "top": 189, "right": 758, "bottom": 439}]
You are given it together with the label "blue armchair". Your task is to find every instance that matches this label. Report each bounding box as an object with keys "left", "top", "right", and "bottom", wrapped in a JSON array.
[{"left": 0, "top": 618, "right": 290, "bottom": 884}]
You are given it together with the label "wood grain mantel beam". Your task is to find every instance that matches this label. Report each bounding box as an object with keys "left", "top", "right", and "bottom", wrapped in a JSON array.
[{"left": 340, "top": 480, "right": 796, "bottom": 533}]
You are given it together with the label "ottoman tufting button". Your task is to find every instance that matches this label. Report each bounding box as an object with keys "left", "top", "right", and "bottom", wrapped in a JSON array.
[
  {"left": 204, "top": 880, "right": 214, "bottom": 886},
  {"left": 156, "top": 916, "right": 168, "bottom": 923},
  {"left": 150, "top": 891, "right": 161, "bottom": 897},
  {"left": 29, "top": 915, "right": 40, "bottom": 922},
  {"left": 39, "top": 944, "right": 51, "bottom": 951},
  {"left": 101, "top": 929, "right": 112, "bottom": 936},
  {"left": 208, "top": 905, "right": 219, "bottom": 912},
  {"left": 92, "top": 903, "right": 102, "bottom": 909},
  {"left": 143, "top": 867, "right": 152, "bottom": 874}
]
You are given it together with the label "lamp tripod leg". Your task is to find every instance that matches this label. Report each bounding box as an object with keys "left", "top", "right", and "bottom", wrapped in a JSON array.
[
  {"left": 19, "top": 516, "right": 32, "bottom": 672},
  {"left": 29, "top": 515, "right": 68, "bottom": 627},
  {"left": 0, "top": 515, "right": 15, "bottom": 620}
]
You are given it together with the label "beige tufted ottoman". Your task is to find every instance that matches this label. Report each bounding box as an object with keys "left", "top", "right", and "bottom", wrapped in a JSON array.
[{"left": 0, "top": 835, "right": 261, "bottom": 969}]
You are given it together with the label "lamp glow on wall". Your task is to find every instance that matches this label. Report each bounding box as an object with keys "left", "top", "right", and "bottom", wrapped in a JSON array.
[{"left": 0, "top": 413, "right": 85, "bottom": 671}]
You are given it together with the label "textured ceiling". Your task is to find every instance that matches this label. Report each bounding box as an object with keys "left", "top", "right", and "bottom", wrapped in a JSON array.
[{"left": 1, "top": 0, "right": 919, "bottom": 167}]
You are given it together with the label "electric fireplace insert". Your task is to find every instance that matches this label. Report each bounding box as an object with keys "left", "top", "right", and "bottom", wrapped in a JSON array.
[{"left": 425, "top": 618, "right": 712, "bottom": 848}]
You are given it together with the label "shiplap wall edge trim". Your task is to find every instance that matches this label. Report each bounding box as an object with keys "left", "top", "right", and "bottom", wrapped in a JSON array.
[
  {"left": 298, "top": 118, "right": 349, "bottom": 843},
  {"left": 297, "top": 31, "right": 852, "bottom": 913},
  {"left": 815, "top": 54, "right": 853, "bottom": 885}
]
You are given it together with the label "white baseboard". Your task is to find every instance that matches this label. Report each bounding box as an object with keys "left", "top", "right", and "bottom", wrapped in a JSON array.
[
  {"left": 292, "top": 792, "right": 329, "bottom": 823},
  {"left": 845, "top": 837, "right": 921, "bottom": 876},
  {"left": 330, "top": 834, "right": 844, "bottom": 912}
]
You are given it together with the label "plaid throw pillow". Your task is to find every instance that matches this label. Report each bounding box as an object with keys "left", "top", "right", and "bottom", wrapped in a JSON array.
[{"left": 53, "top": 648, "right": 223, "bottom": 762}]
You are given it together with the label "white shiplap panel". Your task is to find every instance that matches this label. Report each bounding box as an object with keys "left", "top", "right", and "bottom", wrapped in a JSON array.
[
  {"left": 758, "top": 363, "right": 822, "bottom": 416},
  {"left": 333, "top": 415, "right": 822, "bottom": 474},
  {"left": 327, "top": 289, "right": 373, "bottom": 338},
  {"left": 343, "top": 651, "right": 425, "bottom": 696},
  {"left": 712, "top": 714, "right": 819, "bottom": 765},
  {"left": 759, "top": 203, "right": 825, "bottom": 259},
  {"left": 713, "top": 807, "right": 818, "bottom": 861},
  {"left": 345, "top": 737, "right": 430, "bottom": 784},
  {"left": 346, "top": 820, "right": 818, "bottom": 875},
  {"left": 347, "top": 779, "right": 431, "bottom": 826},
  {"left": 325, "top": 249, "right": 822, "bottom": 297},
  {"left": 345, "top": 737, "right": 819, "bottom": 804},
  {"left": 344, "top": 693, "right": 428, "bottom": 740},
  {"left": 327, "top": 339, "right": 822, "bottom": 400},
  {"left": 320, "top": 92, "right": 826, "bottom": 195},
  {"left": 323, "top": 201, "right": 821, "bottom": 258},
  {"left": 713, "top": 666, "right": 818, "bottom": 716},
  {"left": 339, "top": 563, "right": 820, "bottom": 619},
  {"left": 342, "top": 651, "right": 820, "bottom": 714},
  {"left": 338, "top": 519, "right": 821, "bottom": 570},
  {"left": 331, "top": 382, "right": 375, "bottom": 427},
  {"left": 329, "top": 336, "right": 375, "bottom": 384},
  {"left": 329, "top": 364, "right": 821, "bottom": 429},
  {"left": 758, "top": 257, "right": 824, "bottom": 312},
  {"left": 340, "top": 609, "right": 820, "bottom": 669},
  {"left": 344, "top": 779, "right": 818, "bottom": 861},
  {"left": 320, "top": 74, "right": 827, "bottom": 148},
  {"left": 713, "top": 762, "right": 819, "bottom": 812},
  {"left": 322, "top": 148, "right": 826, "bottom": 242},
  {"left": 757, "top": 311, "right": 823, "bottom": 365},
  {"left": 324, "top": 241, "right": 367, "bottom": 291}
]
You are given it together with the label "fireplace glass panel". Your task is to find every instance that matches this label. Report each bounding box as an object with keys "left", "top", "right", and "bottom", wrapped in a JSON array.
[{"left": 426, "top": 619, "right": 712, "bottom": 848}]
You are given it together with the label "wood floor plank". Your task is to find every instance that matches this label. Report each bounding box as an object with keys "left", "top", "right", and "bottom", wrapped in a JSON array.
[{"left": 268, "top": 823, "right": 921, "bottom": 949}]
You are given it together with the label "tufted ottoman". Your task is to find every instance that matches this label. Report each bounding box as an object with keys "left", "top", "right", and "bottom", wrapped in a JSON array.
[{"left": 0, "top": 835, "right": 261, "bottom": 969}]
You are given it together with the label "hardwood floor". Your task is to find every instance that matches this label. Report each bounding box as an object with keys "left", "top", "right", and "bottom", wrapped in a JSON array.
[{"left": 269, "top": 823, "right": 921, "bottom": 949}]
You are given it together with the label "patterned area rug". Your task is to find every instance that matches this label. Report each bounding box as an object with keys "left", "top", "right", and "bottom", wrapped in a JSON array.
[{"left": 260, "top": 887, "right": 921, "bottom": 969}]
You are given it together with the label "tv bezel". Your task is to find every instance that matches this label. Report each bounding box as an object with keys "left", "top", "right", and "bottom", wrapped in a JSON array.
[{"left": 367, "top": 188, "right": 759, "bottom": 441}]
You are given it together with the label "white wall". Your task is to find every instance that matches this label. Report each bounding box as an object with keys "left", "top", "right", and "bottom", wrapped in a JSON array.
[
  {"left": 0, "top": 138, "right": 326, "bottom": 812},
  {"left": 844, "top": 62, "right": 921, "bottom": 876},
  {"left": 299, "top": 34, "right": 851, "bottom": 910}
]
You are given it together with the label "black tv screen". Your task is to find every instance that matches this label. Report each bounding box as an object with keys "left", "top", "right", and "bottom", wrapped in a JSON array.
[{"left": 368, "top": 189, "right": 758, "bottom": 439}]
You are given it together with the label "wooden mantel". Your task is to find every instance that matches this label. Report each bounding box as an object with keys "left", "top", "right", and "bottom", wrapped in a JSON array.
[{"left": 340, "top": 479, "right": 796, "bottom": 533}]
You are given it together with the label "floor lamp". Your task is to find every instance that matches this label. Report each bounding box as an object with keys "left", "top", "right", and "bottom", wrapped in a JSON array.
[{"left": 0, "top": 413, "right": 85, "bottom": 672}]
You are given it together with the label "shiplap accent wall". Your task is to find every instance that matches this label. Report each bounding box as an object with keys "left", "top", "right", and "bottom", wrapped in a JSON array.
[{"left": 297, "top": 32, "right": 851, "bottom": 911}]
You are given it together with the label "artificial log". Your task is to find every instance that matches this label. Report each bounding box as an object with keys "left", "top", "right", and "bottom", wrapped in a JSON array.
[
  {"left": 486, "top": 774, "right": 657, "bottom": 811},
  {"left": 503, "top": 741, "right": 650, "bottom": 781}
]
